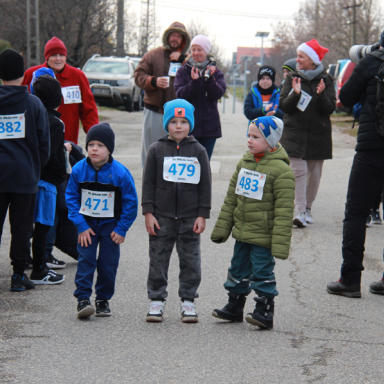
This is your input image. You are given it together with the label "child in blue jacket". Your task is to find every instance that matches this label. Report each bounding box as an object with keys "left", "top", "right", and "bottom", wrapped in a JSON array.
[
  {"left": 244, "top": 66, "right": 284, "bottom": 122},
  {"left": 66, "top": 123, "right": 138, "bottom": 319}
]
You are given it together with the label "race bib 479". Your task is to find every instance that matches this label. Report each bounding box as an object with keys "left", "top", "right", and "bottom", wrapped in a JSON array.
[{"left": 163, "top": 157, "right": 201, "bottom": 184}]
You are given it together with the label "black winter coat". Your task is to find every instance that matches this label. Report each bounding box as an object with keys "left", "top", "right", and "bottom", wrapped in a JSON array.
[
  {"left": 279, "top": 71, "right": 335, "bottom": 160},
  {"left": 339, "top": 50, "right": 384, "bottom": 151}
]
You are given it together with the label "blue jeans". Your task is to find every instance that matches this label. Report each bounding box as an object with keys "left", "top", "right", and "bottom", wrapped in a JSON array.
[
  {"left": 194, "top": 137, "right": 217, "bottom": 160},
  {"left": 74, "top": 220, "right": 120, "bottom": 301},
  {"left": 224, "top": 240, "right": 278, "bottom": 299}
]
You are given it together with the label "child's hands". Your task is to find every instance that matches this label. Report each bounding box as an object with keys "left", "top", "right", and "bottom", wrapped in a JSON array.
[
  {"left": 265, "top": 103, "right": 273, "bottom": 112},
  {"left": 78, "top": 228, "right": 95, "bottom": 247},
  {"left": 145, "top": 213, "right": 160, "bottom": 235},
  {"left": 111, "top": 231, "right": 125, "bottom": 244},
  {"left": 193, "top": 217, "right": 206, "bottom": 234}
]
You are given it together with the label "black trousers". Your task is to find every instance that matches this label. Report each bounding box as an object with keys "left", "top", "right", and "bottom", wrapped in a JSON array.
[
  {"left": 341, "top": 149, "right": 384, "bottom": 284},
  {"left": 0, "top": 193, "right": 36, "bottom": 274},
  {"left": 32, "top": 222, "right": 50, "bottom": 271}
]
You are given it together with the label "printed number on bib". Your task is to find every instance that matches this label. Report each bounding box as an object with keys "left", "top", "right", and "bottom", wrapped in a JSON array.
[
  {"left": 235, "top": 168, "right": 267, "bottom": 200},
  {"left": 297, "top": 90, "right": 312, "bottom": 112},
  {"left": 62, "top": 86, "right": 82, "bottom": 104},
  {"left": 168, "top": 62, "right": 181, "bottom": 77},
  {"left": 80, "top": 189, "right": 115, "bottom": 218},
  {"left": 163, "top": 157, "right": 201, "bottom": 184},
  {"left": 0, "top": 113, "right": 25, "bottom": 139}
]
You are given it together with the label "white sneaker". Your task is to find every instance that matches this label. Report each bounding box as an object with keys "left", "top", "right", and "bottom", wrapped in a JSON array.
[
  {"left": 146, "top": 300, "right": 165, "bottom": 322},
  {"left": 180, "top": 300, "right": 198, "bottom": 323},
  {"left": 293, "top": 211, "right": 307, "bottom": 227},
  {"left": 305, "top": 209, "right": 313, "bottom": 224}
]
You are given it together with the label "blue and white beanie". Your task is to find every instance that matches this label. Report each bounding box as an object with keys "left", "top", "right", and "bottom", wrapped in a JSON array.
[
  {"left": 251, "top": 116, "right": 284, "bottom": 148},
  {"left": 163, "top": 99, "right": 195, "bottom": 132},
  {"left": 30, "top": 67, "right": 56, "bottom": 95}
]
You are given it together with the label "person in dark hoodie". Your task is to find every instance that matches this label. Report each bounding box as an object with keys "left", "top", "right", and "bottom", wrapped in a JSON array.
[
  {"left": 0, "top": 49, "right": 50, "bottom": 292},
  {"left": 244, "top": 66, "right": 284, "bottom": 123},
  {"left": 280, "top": 58, "right": 296, "bottom": 89},
  {"left": 30, "top": 74, "right": 67, "bottom": 285}
]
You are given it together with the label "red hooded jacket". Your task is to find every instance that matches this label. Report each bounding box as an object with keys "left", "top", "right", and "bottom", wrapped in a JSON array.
[{"left": 22, "top": 63, "right": 99, "bottom": 144}]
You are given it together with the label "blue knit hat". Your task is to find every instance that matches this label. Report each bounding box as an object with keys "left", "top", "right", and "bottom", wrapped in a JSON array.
[
  {"left": 250, "top": 116, "right": 284, "bottom": 148},
  {"left": 30, "top": 67, "right": 56, "bottom": 95},
  {"left": 163, "top": 99, "right": 195, "bottom": 132}
]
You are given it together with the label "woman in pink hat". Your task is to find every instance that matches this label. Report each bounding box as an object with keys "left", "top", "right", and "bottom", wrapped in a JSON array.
[
  {"left": 279, "top": 39, "right": 336, "bottom": 228},
  {"left": 174, "top": 34, "right": 226, "bottom": 159}
]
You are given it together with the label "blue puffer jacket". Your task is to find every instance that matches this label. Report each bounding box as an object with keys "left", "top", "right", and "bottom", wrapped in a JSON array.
[
  {"left": 66, "top": 157, "right": 138, "bottom": 237},
  {"left": 244, "top": 85, "right": 284, "bottom": 122}
]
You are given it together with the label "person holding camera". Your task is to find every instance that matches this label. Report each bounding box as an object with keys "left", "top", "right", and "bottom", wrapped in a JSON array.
[
  {"left": 279, "top": 39, "right": 335, "bottom": 228},
  {"left": 174, "top": 34, "right": 226, "bottom": 159},
  {"left": 327, "top": 34, "right": 384, "bottom": 298}
]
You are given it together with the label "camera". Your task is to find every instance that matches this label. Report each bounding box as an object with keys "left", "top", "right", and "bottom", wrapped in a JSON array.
[{"left": 349, "top": 42, "right": 381, "bottom": 63}]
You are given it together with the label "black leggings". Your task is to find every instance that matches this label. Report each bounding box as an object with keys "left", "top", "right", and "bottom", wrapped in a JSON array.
[{"left": 32, "top": 222, "right": 50, "bottom": 272}]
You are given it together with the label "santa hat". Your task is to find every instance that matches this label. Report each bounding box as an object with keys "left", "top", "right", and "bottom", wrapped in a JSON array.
[{"left": 297, "top": 39, "right": 329, "bottom": 65}]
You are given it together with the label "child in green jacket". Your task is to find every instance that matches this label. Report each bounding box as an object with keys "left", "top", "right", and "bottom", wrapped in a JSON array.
[{"left": 211, "top": 116, "right": 295, "bottom": 329}]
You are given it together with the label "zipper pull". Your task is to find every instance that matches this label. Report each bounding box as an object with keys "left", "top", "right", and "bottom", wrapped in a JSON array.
[{"left": 177, "top": 145, "right": 179, "bottom": 150}]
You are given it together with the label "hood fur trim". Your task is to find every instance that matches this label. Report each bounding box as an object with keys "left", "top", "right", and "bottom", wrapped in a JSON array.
[{"left": 162, "top": 22, "right": 191, "bottom": 55}]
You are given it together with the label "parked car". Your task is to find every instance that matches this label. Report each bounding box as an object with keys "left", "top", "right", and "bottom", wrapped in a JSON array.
[
  {"left": 327, "top": 63, "right": 337, "bottom": 78},
  {"left": 82, "top": 54, "right": 141, "bottom": 112},
  {"left": 336, "top": 60, "right": 356, "bottom": 113},
  {"left": 130, "top": 57, "right": 145, "bottom": 110}
]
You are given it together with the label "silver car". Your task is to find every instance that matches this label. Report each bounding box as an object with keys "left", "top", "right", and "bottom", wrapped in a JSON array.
[{"left": 82, "top": 55, "right": 141, "bottom": 112}]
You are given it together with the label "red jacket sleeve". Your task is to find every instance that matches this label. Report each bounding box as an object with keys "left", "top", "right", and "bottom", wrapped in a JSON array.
[{"left": 77, "top": 71, "right": 99, "bottom": 133}]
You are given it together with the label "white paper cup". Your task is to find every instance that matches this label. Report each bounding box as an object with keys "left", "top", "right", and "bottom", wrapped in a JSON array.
[{"left": 163, "top": 76, "right": 170, "bottom": 88}]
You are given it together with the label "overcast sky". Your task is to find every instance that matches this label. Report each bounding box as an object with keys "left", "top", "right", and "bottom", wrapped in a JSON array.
[{"left": 129, "top": 0, "right": 384, "bottom": 60}]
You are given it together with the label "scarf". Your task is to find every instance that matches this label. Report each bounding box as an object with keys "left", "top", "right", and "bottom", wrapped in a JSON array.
[
  {"left": 256, "top": 83, "right": 277, "bottom": 96},
  {"left": 187, "top": 54, "right": 215, "bottom": 72},
  {"left": 297, "top": 63, "right": 324, "bottom": 81}
]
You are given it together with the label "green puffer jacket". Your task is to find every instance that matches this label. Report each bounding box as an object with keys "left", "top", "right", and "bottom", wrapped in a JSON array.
[{"left": 211, "top": 145, "right": 295, "bottom": 260}]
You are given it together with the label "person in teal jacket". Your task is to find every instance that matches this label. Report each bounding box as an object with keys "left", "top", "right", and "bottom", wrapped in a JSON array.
[{"left": 244, "top": 66, "right": 284, "bottom": 122}]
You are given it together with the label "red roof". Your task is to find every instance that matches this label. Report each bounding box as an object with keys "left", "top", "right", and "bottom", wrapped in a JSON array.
[{"left": 236, "top": 47, "right": 274, "bottom": 64}]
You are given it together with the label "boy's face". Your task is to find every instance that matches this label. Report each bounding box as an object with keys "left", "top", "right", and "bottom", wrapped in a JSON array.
[
  {"left": 87, "top": 140, "right": 110, "bottom": 168},
  {"left": 259, "top": 75, "right": 272, "bottom": 89},
  {"left": 283, "top": 68, "right": 291, "bottom": 79},
  {"left": 247, "top": 124, "right": 271, "bottom": 155},
  {"left": 167, "top": 117, "right": 190, "bottom": 143}
]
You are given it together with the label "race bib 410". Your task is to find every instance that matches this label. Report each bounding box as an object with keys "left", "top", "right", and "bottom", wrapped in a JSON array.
[
  {"left": 62, "top": 86, "right": 82, "bottom": 104},
  {"left": 235, "top": 168, "right": 267, "bottom": 200},
  {"left": 163, "top": 157, "right": 201, "bottom": 184},
  {"left": 0, "top": 113, "right": 26, "bottom": 139},
  {"left": 80, "top": 189, "right": 115, "bottom": 218}
]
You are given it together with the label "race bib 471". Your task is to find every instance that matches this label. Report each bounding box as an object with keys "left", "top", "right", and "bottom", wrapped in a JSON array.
[
  {"left": 163, "top": 157, "right": 201, "bottom": 184},
  {"left": 80, "top": 189, "right": 115, "bottom": 218},
  {"left": 235, "top": 168, "right": 267, "bottom": 200},
  {"left": 0, "top": 113, "right": 26, "bottom": 139}
]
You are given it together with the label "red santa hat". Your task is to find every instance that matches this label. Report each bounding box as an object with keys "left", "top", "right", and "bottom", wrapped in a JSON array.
[{"left": 297, "top": 39, "right": 329, "bottom": 65}]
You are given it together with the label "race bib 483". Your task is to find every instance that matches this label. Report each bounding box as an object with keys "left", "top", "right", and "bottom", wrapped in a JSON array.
[{"left": 235, "top": 168, "right": 267, "bottom": 200}]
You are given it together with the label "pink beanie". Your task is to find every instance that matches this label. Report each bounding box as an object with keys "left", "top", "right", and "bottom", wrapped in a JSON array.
[
  {"left": 297, "top": 39, "right": 329, "bottom": 65},
  {"left": 191, "top": 34, "right": 211, "bottom": 54}
]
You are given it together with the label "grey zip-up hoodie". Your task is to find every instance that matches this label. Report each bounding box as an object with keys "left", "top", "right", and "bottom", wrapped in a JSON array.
[{"left": 142, "top": 135, "right": 211, "bottom": 219}]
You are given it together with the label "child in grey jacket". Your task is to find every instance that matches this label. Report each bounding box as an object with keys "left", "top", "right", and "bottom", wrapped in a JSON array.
[{"left": 142, "top": 99, "right": 211, "bottom": 323}]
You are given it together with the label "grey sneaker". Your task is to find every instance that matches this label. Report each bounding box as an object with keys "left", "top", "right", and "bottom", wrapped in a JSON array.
[
  {"left": 371, "top": 209, "right": 383, "bottom": 225},
  {"left": 293, "top": 211, "right": 307, "bottom": 227},
  {"left": 305, "top": 209, "right": 313, "bottom": 224}
]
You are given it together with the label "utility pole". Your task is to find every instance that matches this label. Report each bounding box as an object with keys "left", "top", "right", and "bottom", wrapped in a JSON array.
[
  {"left": 26, "top": 0, "right": 40, "bottom": 68},
  {"left": 256, "top": 32, "right": 269, "bottom": 67},
  {"left": 241, "top": 56, "right": 253, "bottom": 102},
  {"left": 314, "top": 0, "right": 319, "bottom": 39},
  {"left": 116, "top": 0, "right": 125, "bottom": 56},
  {"left": 139, "top": 0, "right": 156, "bottom": 56},
  {"left": 344, "top": 0, "right": 362, "bottom": 46}
]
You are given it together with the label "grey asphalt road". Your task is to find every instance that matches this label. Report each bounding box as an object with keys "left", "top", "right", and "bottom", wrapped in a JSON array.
[{"left": 1, "top": 98, "right": 384, "bottom": 384}]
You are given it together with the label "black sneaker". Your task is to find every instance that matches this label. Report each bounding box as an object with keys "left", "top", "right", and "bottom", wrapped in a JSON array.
[
  {"left": 326, "top": 279, "right": 361, "bottom": 298},
  {"left": 46, "top": 253, "right": 66, "bottom": 269},
  {"left": 30, "top": 269, "right": 65, "bottom": 285},
  {"left": 77, "top": 299, "right": 95, "bottom": 319},
  {"left": 26, "top": 256, "right": 33, "bottom": 269},
  {"left": 371, "top": 209, "right": 383, "bottom": 225},
  {"left": 369, "top": 279, "right": 384, "bottom": 295},
  {"left": 212, "top": 293, "right": 247, "bottom": 322},
  {"left": 95, "top": 299, "right": 111, "bottom": 317},
  {"left": 10, "top": 274, "right": 36, "bottom": 292},
  {"left": 245, "top": 296, "right": 274, "bottom": 330}
]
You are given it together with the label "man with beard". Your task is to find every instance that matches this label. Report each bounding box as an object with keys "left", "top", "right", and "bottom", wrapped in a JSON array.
[{"left": 135, "top": 22, "right": 191, "bottom": 167}]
